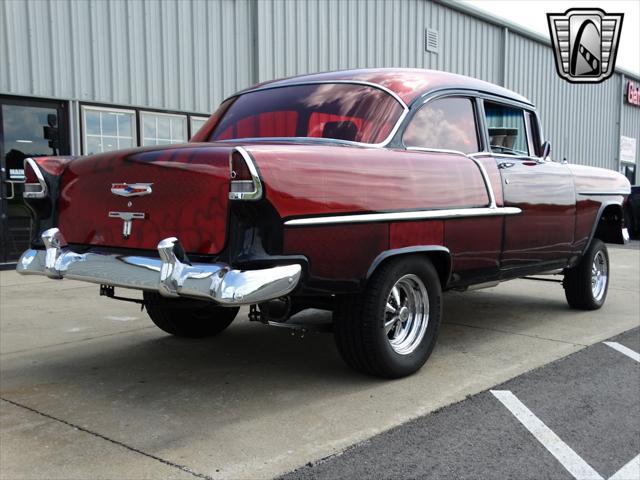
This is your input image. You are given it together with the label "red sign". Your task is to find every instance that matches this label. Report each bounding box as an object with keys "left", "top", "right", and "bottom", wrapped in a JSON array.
[{"left": 628, "top": 81, "right": 640, "bottom": 107}]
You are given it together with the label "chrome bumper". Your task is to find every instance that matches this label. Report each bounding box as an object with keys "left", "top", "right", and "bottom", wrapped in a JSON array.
[{"left": 17, "top": 228, "right": 302, "bottom": 306}]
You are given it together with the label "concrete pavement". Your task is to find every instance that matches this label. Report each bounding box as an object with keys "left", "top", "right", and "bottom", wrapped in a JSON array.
[
  {"left": 282, "top": 328, "right": 640, "bottom": 480},
  {"left": 1, "top": 243, "right": 638, "bottom": 479}
]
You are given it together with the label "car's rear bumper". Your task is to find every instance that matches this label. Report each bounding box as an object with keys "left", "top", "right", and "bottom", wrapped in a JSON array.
[{"left": 17, "top": 228, "right": 302, "bottom": 306}]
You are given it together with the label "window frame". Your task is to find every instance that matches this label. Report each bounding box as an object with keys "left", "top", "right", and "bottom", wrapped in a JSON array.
[
  {"left": 140, "top": 110, "right": 188, "bottom": 146},
  {"left": 81, "top": 105, "right": 137, "bottom": 155},
  {"left": 79, "top": 102, "right": 211, "bottom": 154},
  {"left": 401, "top": 94, "right": 483, "bottom": 154}
]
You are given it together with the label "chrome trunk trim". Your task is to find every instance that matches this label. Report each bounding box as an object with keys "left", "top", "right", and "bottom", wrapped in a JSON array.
[{"left": 18, "top": 228, "right": 302, "bottom": 306}]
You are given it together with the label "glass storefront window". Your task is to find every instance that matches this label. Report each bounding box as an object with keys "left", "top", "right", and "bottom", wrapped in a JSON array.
[
  {"left": 141, "top": 112, "right": 187, "bottom": 146},
  {"left": 82, "top": 106, "right": 136, "bottom": 154}
]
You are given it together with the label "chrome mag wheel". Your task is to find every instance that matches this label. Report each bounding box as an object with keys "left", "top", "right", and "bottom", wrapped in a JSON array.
[
  {"left": 383, "top": 274, "right": 430, "bottom": 355},
  {"left": 591, "top": 250, "right": 608, "bottom": 302}
]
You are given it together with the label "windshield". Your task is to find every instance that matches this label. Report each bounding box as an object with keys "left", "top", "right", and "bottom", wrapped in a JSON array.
[{"left": 208, "top": 83, "right": 404, "bottom": 144}]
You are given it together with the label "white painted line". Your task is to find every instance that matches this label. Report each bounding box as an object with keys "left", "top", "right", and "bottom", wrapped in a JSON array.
[
  {"left": 609, "top": 454, "right": 640, "bottom": 480},
  {"left": 491, "top": 390, "right": 604, "bottom": 480},
  {"left": 603, "top": 342, "right": 640, "bottom": 363},
  {"left": 104, "top": 315, "right": 139, "bottom": 322}
]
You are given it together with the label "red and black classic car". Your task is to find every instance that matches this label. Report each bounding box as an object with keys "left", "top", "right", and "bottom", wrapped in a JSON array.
[{"left": 18, "top": 69, "right": 631, "bottom": 378}]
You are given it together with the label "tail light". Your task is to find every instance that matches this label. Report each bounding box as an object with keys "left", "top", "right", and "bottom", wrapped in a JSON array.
[
  {"left": 229, "top": 147, "right": 262, "bottom": 200},
  {"left": 24, "top": 158, "right": 48, "bottom": 199}
]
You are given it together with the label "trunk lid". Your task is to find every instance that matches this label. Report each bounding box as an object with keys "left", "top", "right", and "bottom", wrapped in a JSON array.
[{"left": 58, "top": 143, "right": 232, "bottom": 255}]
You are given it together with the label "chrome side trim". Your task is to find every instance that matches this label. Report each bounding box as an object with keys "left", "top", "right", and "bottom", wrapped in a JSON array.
[
  {"left": 229, "top": 146, "right": 264, "bottom": 200},
  {"left": 284, "top": 207, "right": 522, "bottom": 226},
  {"left": 222, "top": 80, "right": 410, "bottom": 149},
  {"left": 578, "top": 191, "right": 630, "bottom": 196},
  {"left": 466, "top": 154, "right": 497, "bottom": 208},
  {"left": 18, "top": 228, "right": 302, "bottom": 306},
  {"left": 23, "top": 158, "right": 48, "bottom": 199}
]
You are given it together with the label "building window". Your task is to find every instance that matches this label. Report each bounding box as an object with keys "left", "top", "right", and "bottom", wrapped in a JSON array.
[
  {"left": 82, "top": 106, "right": 136, "bottom": 154},
  {"left": 141, "top": 111, "right": 187, "bottom": 146},
  {"left": 190, "top": 116, "right": 209, "bottom": 139}
]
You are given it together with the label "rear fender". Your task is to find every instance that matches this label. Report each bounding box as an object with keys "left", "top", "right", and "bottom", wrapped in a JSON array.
[
  {"left": 23, "top": 156, "right": 76, "bottom": 248},
  {"left": 366, "top": 246, "right": 452, "bottom": 289}
]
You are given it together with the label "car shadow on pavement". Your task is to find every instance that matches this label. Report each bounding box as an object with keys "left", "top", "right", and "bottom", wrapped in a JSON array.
[{"left": 2, "top": 285, "right": 574, "bottom": 397}]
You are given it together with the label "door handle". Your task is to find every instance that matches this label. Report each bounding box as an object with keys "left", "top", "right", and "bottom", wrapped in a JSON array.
[{"left": 498, "top": 162, "right": 515, "bottom": 169}]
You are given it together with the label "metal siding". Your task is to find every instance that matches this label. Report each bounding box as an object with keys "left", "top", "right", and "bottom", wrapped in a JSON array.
[
  {"left": 1, "top": 0, "right": 639, "bottom": 172},
  {"left": 255, "top": 0, "right": 503, "bottom": 83},
  {"left": 0, "top": 0, "right": 253, "bottom": 113}
]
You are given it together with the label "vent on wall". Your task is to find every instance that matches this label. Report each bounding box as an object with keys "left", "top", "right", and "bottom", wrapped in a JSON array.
[{"left": 425, "top": 28, "right": 439, "bottom": 53}]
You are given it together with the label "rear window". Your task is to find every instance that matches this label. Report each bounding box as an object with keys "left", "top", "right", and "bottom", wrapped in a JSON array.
[{"left": 209, "top": 83, "right": 404, "bottom": 144}]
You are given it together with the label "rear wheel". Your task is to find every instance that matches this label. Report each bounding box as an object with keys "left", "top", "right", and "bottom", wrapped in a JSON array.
[
  {"left": 143, "top": 292, "right": 239, "bottom": 337},
  {"left": 333, "top": 256, "right": 442, "bottom": 378},
  {"left": 563, "top": 239, "right": 609, "bottom": 310}
]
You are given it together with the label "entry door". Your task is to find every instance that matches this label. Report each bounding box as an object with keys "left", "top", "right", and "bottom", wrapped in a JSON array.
[
  {"left": 482, "top": 101, "right": 576, "bottom": 271},
  {"left": 498, "top": 159, "right": 576, "bottom": 269},
  {"left": 0, "top": 96, "right": 70, "bottom": 263}
]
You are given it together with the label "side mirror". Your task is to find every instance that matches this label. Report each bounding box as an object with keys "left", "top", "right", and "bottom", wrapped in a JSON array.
[{"left": 541, "top": 141, "right": 551, "bottom": 160}]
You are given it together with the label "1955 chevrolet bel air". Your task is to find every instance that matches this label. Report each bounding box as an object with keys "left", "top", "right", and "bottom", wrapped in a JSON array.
[{"left": 17, "top": 69, "right": 631, "bottom": 378}]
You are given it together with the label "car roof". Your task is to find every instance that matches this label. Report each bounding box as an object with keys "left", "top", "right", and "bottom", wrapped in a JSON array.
[{"left": 240, "top": 68, "right": 533, "bottom": 107}]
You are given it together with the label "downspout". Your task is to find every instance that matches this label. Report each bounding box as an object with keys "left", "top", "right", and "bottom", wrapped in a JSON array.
[
  {"left": 616, "top": 73, "right": 625, "bottom": 173},
  {"left": 502, "top": 27, "right": 509, "bottom": 87},
  {"left": 251, "top": 0, "right": 260, "bottom": 85}
]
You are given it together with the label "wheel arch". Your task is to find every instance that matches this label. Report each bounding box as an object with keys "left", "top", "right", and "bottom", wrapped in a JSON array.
[
  {"left": 587, "top": 202, "right": 626, "bottom": 251},
  {"left": 366, "top": 246, "right": 452, "bottom": 289}
]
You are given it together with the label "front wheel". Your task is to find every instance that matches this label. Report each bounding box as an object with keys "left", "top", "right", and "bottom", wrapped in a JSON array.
[
  {"left": 143, "top": 292, "right": 239, "bottom": 337},
  {"left": 563, "top": 239, "right": 609, "bottom": 310},
  {"left": 333, "top": 256, "right": 442, "bottom": 378}
]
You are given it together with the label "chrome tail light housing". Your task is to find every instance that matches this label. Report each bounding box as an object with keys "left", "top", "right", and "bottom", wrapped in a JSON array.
[
  {"left": 229, "top": 147, "right": 263, "bottom": 200},
  {"left": 23, "top": 158, "right": 48, "bottom": 199}
]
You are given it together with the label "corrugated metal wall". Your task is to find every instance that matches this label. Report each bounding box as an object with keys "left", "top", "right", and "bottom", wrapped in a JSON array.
[
  {"left": 0, "top": 0, "right": 255, "bottom": 113},
  {"left": 1, "top": 0, "right": 638, "bottom": 170},
  {"left": 256, "top": 0, "right": 503, "bottom": 85}
]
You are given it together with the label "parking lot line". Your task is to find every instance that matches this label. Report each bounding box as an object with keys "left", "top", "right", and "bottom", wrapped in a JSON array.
[
  {"left": 603, "top": 342, "right": 640, "bottom": 363},
  {"left": 491, "top": 389, "right": 604, "bottom": 480},
  {"left": 609, "top": 454, "right": 640, "bottom": 480}
]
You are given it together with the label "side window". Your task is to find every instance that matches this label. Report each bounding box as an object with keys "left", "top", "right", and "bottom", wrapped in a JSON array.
[
  {"left": 403, "top": 97, "right": 479, "bottom": 154},
  {"left": 484, "top": 102, "right": 529, "bottom": 156}
]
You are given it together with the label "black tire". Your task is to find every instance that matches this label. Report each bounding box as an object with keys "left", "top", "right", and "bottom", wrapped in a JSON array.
[
  {"left": 333, "top": 256, "right": 442, "bottom": 378},
  {"left": 624, "top": 207, "right": 636, "bottom": 239},
  {"left": 563, "top": 238, "right": 609, "bottom": 310},
  {"left": 143, "top": 292, "right": 239, "bottom": 338}
]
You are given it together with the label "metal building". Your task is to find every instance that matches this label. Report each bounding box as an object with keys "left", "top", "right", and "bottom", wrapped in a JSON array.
[{"left": 1, "top": 0, "right": 639, "bottom": 263}]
